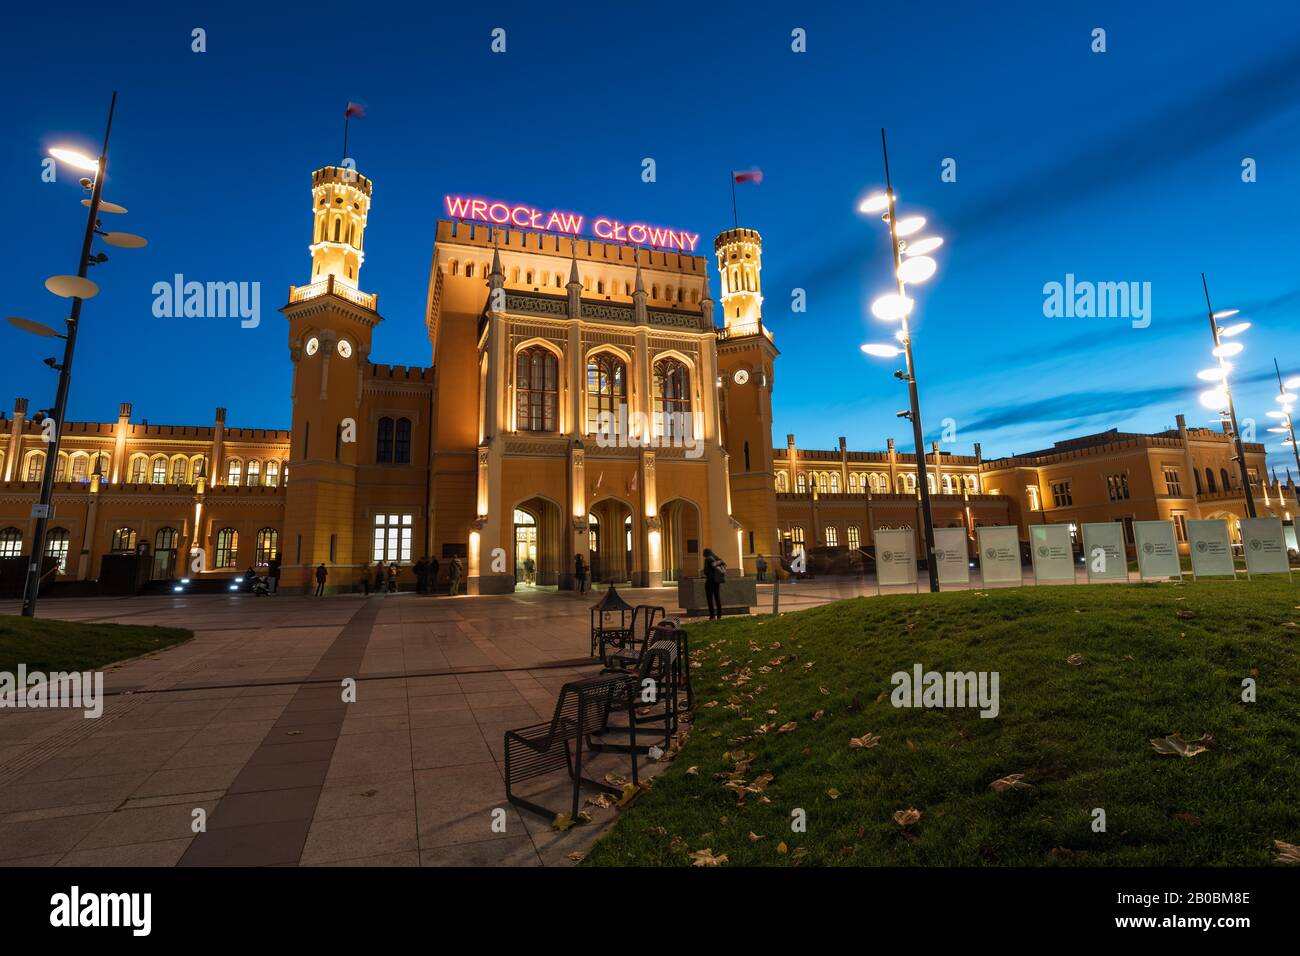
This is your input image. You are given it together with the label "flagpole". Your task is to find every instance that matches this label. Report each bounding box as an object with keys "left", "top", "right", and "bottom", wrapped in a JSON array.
[
  {"left": 730, "top": 172, "right": 738, "bottom": 229},
  {"left": 342, "top": 110, "right": 350, "bottom": 164}
]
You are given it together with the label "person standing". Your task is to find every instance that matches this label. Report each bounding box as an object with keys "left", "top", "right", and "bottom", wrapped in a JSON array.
[
  {"left": 373, "top": 560, "right": 385, "bottom": 594},
  {"left": 414, "top": 556, "right": 428, "bottom": 594},
  {"left": 702, "top": 548, "right": 726, "bottom": 619},
  {"left": 524, "top": 556, "right": 535, "bottom": 585},
  {"left": 268, "top": 552, "right": 282, "bottom": 594},
  {"left": 574, "top": 553, "right": 588, "bottom": 593},
  {"left": 315, "top": 562, "right": 328, "bottom": 597},
  {"left": 429, "top": 556, "right": 440, "bottom": 594},
  {"left": 755, "top": 553, "right": 767, "bottom": 584},
  {"left": 448, "top": 555, "right": 463, "bottom": 596},
  {"left": 387, "top": 562, "right": 399, "bottom": 593}
]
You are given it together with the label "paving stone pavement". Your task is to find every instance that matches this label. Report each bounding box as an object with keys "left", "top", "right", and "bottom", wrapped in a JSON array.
[{"left": 0, "top": 581, "right": 871, "bottom": 866}]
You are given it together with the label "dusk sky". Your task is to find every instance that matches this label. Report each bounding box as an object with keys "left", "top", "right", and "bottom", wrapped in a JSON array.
[{"left": 4, "top": 1, "right": 1300, "bottom": 473}]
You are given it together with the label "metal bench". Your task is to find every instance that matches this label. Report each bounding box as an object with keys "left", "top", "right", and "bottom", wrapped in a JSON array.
[
  {"left": 596, "top": 635, "right": 682, "bottom": 752},
  {"left": 605, "top": 605, "right": 667, "bottom": 671},
  {"left": 504, "top": 672, "right": 638, "bottom": 821}
]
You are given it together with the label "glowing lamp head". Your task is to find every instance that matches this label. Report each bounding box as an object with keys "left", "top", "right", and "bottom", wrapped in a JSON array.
[
  {"left": 1211, "top": 309, "right": 1240, "bottom": 320},
  {"left": 858, "top": 192, "right": 891, "bottom": 214},
  {"left": 894, "top": 216, "right": 926, "bottom": 237},
  {"left": 1196, "top": 368, "right": 1227, "bottom": 382},
  {"left": 897, "top": 255, "right": 937, "bottom": 284},
  {"left": 870, "top": 293, "right": 913, "bottom": 322},
  {"left": 1218, "top": 321, "right": 1251, "bottom": 338},
  {"left": 904, "top": 236, "right": 943, "bottom": 256},
  {"left": 1213, "top": 342, "right": 1244, "bottom": 359},
  {"left": 861, "top": 343, "right": 902, "bottom": 358},
  {"left": 1199, "top": 387, "right": 1229, "bottom": 410},
  {"left": 49, "top": 147, "right": 100, "bottom": 172},
  {"left": 1285, "top": 376, "right": 1300, "bottom": 392}
]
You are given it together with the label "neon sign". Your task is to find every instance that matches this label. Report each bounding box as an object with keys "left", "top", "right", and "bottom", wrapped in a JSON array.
[{"left": 444, "top": 195, "right": 700, "bottom": 253}]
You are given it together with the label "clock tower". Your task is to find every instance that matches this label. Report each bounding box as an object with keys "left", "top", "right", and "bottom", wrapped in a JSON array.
[
  {"left": 713, "top": 227, "right": 780, "bottom": 568},
  {"left": 280, "top": 165, "right": 383, "bottom": 588}
]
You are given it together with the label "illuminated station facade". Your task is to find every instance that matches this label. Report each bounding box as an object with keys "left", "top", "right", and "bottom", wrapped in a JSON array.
[{"left": 0, "top": 166, "right": 1290, "bottom": 591}]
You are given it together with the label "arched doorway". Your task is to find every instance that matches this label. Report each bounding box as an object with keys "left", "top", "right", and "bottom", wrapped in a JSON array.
[
  {"left": 588, "top": 498, "right": 634, "bottom": 584},
  {"left": 659, "top": 497, "right": 702, "bottom": 583},
  {"left": 514, "top": 496, "right": 562, "bottom": 588}
]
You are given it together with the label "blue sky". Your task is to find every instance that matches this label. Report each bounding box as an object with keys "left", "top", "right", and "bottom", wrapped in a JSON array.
[{"left": 4, "top": 1, "right": 1300, "bottom": 473}]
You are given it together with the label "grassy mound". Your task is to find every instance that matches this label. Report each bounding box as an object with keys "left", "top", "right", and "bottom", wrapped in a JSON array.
[
  {"left": 584, "top": 578, "right": 1300, "bottom": 866},
  {"left": 0, "top": 615, "right": 192, "bottom": 673}
]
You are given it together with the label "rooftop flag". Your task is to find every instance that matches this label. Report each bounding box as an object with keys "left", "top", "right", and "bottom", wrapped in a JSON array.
[{"left": 730, "top": 168, "right": 763, "bottom": 227}]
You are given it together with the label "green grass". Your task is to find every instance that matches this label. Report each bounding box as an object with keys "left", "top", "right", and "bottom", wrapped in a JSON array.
[
  {"left": 0, "top": 615, "right": 192, "bottom": 673},
  {"left": 584, "top": 577, "right": 1300, "bottom": 866}
]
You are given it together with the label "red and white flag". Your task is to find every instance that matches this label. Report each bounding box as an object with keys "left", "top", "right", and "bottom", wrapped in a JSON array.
[
  {"left": 345, "top": 101, "right": 367, "bottom": 119},
  {"left": 732, "top": 168, "right": 763, "bottom": 184}
]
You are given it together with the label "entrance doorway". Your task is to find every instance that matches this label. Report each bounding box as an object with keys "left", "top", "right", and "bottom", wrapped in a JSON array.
[
  {"left": 659, "top": 498, "right": 702, "bottom": 583},
  {"left": 513, "top": 496, "right": 562, "bottom": 589},
  {"left": 513, "top": 508, "right": 538, "bottom": 586},
  {"left": 588, "top": 498, "right": 634, "bottom": 584}
]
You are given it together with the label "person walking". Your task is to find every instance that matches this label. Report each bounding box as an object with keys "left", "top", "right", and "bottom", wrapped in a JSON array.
[
  {"left": 574, "top": 553, "right": 588, "bottom": 593},
  {"left": 755, "top": 553, "right": 767, "bottom": 584},
  {"left": 523, "top": 556, "right": 535, "bottom": 585},
  {"left": 373, "top": 560, "right": 385, "bottom": 594},
  {"left": 268, "top": 552, "right": 282, "bottom": 594},
  {"left": 429, "top": 556, "right": 440, "bottom": 594},
  {"left": 314, "top": 562, "right": 328, "bottom": 597},
  {"left": 387, "top": 562, "right": 399, "bottom": 593},
  {"left": 448, "top": 555, "right": 463, "bottom": 596},
  {"left": 702, "top": 548, "right": 726, "bottom": 619},
  {"left": 415, "top": 556, "right": 428, "bottom": 594}
]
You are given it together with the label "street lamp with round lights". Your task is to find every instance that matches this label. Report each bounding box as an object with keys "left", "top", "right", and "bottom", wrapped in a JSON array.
[
  {"left": 1195, "top": 274, "right": 1256, "bottom": 517},
  {"left": 857, "top": 129, "right": 944, "bottom": 592}
]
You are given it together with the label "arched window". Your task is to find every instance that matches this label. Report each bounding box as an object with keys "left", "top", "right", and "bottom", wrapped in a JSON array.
[
  {"left": 797, "top": 473, "right": 807, "bottom": 493},
  {"left": 830, "top": 473, "right": 841, "bottom": 494},
  {"left": 927, "top": 474, "right": 936, "bottom": 493},
  {"left": 151, "top": 456, "right": 168, "bottom": 484},
  {"left": 111, "top": 527, "right": 137, "bottom": 552},
  {"left": 653, "top": 358, "right": 691, "bottom": 440},
  {"left": 376, "top": 417, "right": 394, "bottom": 462},
  {"left": 849, "top": 473, "right": 859, "bottom": 493},
  {"left": 1205, "top": 468, "right": 1216, "bottom": 493},
  {"left": 54, "top": 454, "right": 69, "bottom": 482},
  {"left": 965, "top": 475, "right": 978, "bottom": 493},
  {"left": 775, "top": 472, "right": 788, "bottom": 492},
  {"left": 790, "top": 526, "right": 805, "bottom": 548},
  {"left": 449, "top": 260, "right": 459, "bottom": 276},
  {"left": 588, "top": 514, "right": 599, "bottom": 553},
  {"left": 245, "top": 460, "right": 261, "bottom": 486},
  {"left": 69, "top": 455, "right": 88, "bottom": 482},
  {"left": 825, "top": 526, "right": 839, "bottom": 547},
  {"left": 170, "top": 457, "right": 188, "bottom": 484},
  {"left": 465, "top": 263, "right": 475, "bottom": 278},
  {"left": 129, "top": 455, "right": 147, "bottom": 483},
  {"left": 155, "top": 527, "right": 177, "bottom": 552},
  {"left": 255, "top": 528, "right": 279, "bottom": 565},
  {"left": 942, "top": 475, "right": 954, "bottom": 494},
  {"left": 25, "top": 452, "right": 45, "bottom": 482},
  {"left": 847, "top": 526, "right": 861, "bottom": 550},
  {"left": 215, "top": 528, "right": 239, "bottom": 568},
  {"left": 395, "top": 418, "right": 412, "bottom": 463},
  {"left": 1221, "top": 468, "right": 1231, "bottom": 492},
  {"left": 817, "top": 474, "right": 828, "bottom": 494},
  {"left": 226, "top": 459, "right": 242, "bottom": 485},
  {"left": 586, "top": 353, "right": 627, "bottom": 431},
  {"left": 516, "top": 347, "right": 559, "bottom": 432},
  {"left": 45, "top": 527, "right": 70, "bottom": 573},
  {"left": 0, "top": 527, "right": 22, "bottom": 558},
  {"left": 265, "top": 460, "right": 280, "bottom": 487}
]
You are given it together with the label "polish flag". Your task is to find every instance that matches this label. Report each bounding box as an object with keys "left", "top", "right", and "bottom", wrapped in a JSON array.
[
  {"left": 732, "top": 169, "right": 763, "bottom": 184},
  {"left": 345, "top": 102, "right": 367, "bottom": 119}
]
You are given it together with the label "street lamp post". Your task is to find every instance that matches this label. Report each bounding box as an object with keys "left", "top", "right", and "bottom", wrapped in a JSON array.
[
  {"left": 1269, "top": 359, "right": 1300, "bottom": 508},
  {"left": 1198, "top": 273, "right": 1256, "bottom": 519},
  {"left": 859, "top": 129, "right": 940, "bottom": 592},
  {"left": 20, "top": 93, "right": 123, "bottom": 617}
]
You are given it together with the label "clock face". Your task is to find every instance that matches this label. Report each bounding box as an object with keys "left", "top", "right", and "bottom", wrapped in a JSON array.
[
  {"left": 337, "top": 339, "right": 353, "bottom": 358},
  {"left": 732, "top": 368, "right": 750, "bottom": 385},
  {"left": 304, "top": 337, "right": 320, "bottom": 356}
]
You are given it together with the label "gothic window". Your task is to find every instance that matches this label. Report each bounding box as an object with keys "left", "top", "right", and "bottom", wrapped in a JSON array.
[
  {"left": 825, "top": 526, "right": 838, "bottom": 547},
  {"left": 215, "top": 528, "right": 239, "bottom": 568},
  {"left": 653, "top": 358, "right": 691, "bottom": 440},
  {"left": 377, "top": 417, "right": 394, "bottom": 463},
  {"left": 0, "top": 527, "right": 22, "bottom": 558},
  {"left": 130, "top": 455, "right": 148, "bottom": 483},
  {"left": 586, "top": 353, "right": 627, "bottom": 431},
  {"left": 111, "top": 527, "right": 137, "bottom": 552},
  {"left": 245, "top": 460, "right": 261, "bottom": 486},
  {"left": 170, "top": 457, "right": 188, "bottom": 483},
  {"left": 45, "top": 528, "right": 70, "bottom": 573},
  {"left": 226, "top": 459, "right": 241, "bottom": 485},
  {"left": 847, "top": 526, "right": 861, "bottom": 550},
  {"left": 830, "top": 473, "right": 840, "bottom": 493},
  {"left": 817, "top": 474, "right": 828, "bottom": 494},
  {"left": 797, "top": 473, "right": 807, "bottom": 493},
  {"left": 395, "top": 418, "right": 412, "bottom": 463},
  {"left": 1221, "top": 468, "right": 1231, "bottom": 491},
  {"left": 265, "top": 460, "right": 280, "bottom": 487},
  {"left": 516, "top": 347, "right": 559, "bottom": 432},
  {"left": 255, "top": 528, "right": 279, "bottom": 565}
]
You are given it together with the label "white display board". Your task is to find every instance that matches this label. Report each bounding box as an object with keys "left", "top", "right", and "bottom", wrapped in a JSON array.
[
  {"left": 1133, "top": 520, "right": 1182, "bottom": 580},
  {"left": 975, "top": 526, "right": 1022, "bottom": 585},
  {"left": 932, "top": 527, "right": 970, "bottom": 586},
  {"left": 1188, "top": 519, "right": 1235, "bottom": 578},
  {"left": 1241, "top": 517, "right": 1290, "bottom": 577},
  {"left": 1029, "top": 523, "right": 1075, "bottom": 582},
  {"left": 1082, "top": 522, "right": 1128, "bottom": 582},
  {"left": 874, "top": 529, "right": 917, "bottom": 587}
]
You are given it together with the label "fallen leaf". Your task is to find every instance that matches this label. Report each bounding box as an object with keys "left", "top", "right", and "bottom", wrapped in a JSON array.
[
  {"left": 552, "top": 813, "right": 576, "bottom": 832},
  {"left": 776, "top": 721, "right": 798, "bottom": 733},
  {"left": 906, "top": 738, "right": 918, "bottom": 752},
  {"left": 826, "top": 788, "right": 841, "bottom": 800},
  {"left": 747, "top": 831, "right": 765, "bottom": 842},
  {"left": 1066, "top": 654, "right": 1085, "bottom": 666},
  {"left": 849, "top": 732, "right": 881, "bottom": 749},
  {"left": 989, "top": 773, "right": 1033, "bottom": 793},
  {"left": 566, "top": 851, "right": 585, "bottom": 863},
  {"left": 689, "top": 848, "right": 728, "bottom": 867},
  {"left": 893, "top": 807, "right": 922, "bottom": 827},
  {"left": 776, "top": 841, "right": 788, "bottom": 855},
  {"left": 1150, "top": 733, "right": 1210, "bottom": 757},
  {"left": 1274, "top": 840, "right": 1300, "bottom": 864},
  {"left": 813, "top": 709, "right": 825, "bottom": 721},
  {"left": 686, "top": 766, "right": 698, "bottom": 776}
]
